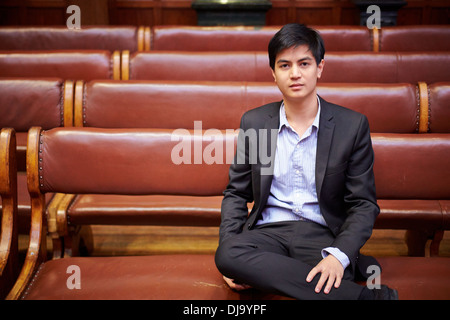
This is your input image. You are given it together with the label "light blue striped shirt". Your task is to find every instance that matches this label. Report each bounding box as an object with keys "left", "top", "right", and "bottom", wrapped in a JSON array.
[{"left": 257, "top": 98, "right": 350, "bottom": 268}]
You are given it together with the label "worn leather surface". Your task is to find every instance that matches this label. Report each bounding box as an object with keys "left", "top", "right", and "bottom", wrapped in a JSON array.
[{"left": 21, "top": 255, "right": 450, "bottom": 300}]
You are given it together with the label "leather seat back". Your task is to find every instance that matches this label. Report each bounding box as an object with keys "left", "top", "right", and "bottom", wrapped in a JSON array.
[
  {"left": 321, "top": 52, "right": 450, "bottom": 84},
  {"left": 0, "top": 50, "right": 113, "bottom": 80},
  {"left": 127, "top": 51, "right": 450, "bottom": 84},
  {"left": 380, "top": 26, "right": 450, "bottom": 52},
  {"left": 372, "top": 133, "right": 450, "bottom": 199},
  {"left": 128, "top": 51, "right": 273, "bottom": 81},
  {"left": 35, "top": 128, "right": 236, "bottom": 196},
  {"left": 0, "top": 78, "right": 68, "bottom": 131},
  {"left": 151, "top": 26, "right": 372, "bottom": 51},
  {"left": 0, "top": 26, "right": 138, "bottom": 52},
  {"left": 0, "top": 78, "right": 71, "bottom": 170},
  {"left": 78, "top": 80, "right": 420, "bottom": 133},
  {"left": 429, "top": 83, "right": 450, "bottom": 133}
]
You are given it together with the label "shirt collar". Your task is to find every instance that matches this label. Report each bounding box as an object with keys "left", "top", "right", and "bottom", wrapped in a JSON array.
[{"left": 279, "top": 96, "right": 321, "bottom": 132}]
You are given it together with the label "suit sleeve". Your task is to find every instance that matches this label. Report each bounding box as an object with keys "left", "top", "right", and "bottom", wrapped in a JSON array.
[
  {"left": 219, "top": 115, "right": 254, "bottom": 243},
  {"left": 331, "top": 115, "right": 380, "bottom": 267}
]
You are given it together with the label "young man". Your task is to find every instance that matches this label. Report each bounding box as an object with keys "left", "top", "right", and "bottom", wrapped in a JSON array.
[{"left": 215, "top": 23, "right": 397, "bottom": 300}]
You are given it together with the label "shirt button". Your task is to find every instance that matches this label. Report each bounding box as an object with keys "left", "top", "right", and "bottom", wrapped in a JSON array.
[{"left": 295, "top": 170, "right": 300, "bottom": 175}]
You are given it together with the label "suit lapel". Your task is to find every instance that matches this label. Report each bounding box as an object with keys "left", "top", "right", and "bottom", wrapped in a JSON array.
[
  {"left": 316, "top": 97, "right": 335, "bottom": 201},
  {"left": 259, "top": 102, "right": 280, "bottom": 213}
]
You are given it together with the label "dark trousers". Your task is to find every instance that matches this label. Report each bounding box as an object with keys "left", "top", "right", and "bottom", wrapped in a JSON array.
[{"left": 215, "top": 220, "right": 365, "bottom": 300}]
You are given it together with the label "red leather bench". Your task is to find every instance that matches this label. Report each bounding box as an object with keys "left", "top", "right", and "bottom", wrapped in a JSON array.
[
  {"left": 0, "top": 50, "right": 119, "bottom": 80},
  {"left": 0, "top": 78, "right": 72, "bottom": 234},
  {"left": 4, "top": 127, "right": 450, "bottom": 300},
  {"left": 74, "top": 80, "right": 424, "bottom": 133},
  {"left": 319, "top": 52, "right": 450, "bottom": 84},
  {"left": 59, "top": 80, "right": 448, "bottom": 257},
  {"left": 0, "top": 78, "right": 73, "bottom": 170},
  {"left": 150, "top": 25, "right": 373, "bottom": 52},
  {"left": 373, "top": 134, "right": 450, "bottom": 256},
  {"left": 2, "top": 25, "right": 448, "bottom": 53},
  {"left": 150, "top": 25, "right": 450, "bottom": 53},
  {"left": 124, "top": 51, "right": 450, "bottom": 84},
  {"left": 2, "top": 79, "right": 447, "bottom": 256},
  {"left": 152, "top": 25, "right": 450, "bottom": 53},
  {"left": 378, "top": 25, "right": 450, "bottom": 52},
  {"left": 0, "top": 26, "right": 140, "bottom": 52}
]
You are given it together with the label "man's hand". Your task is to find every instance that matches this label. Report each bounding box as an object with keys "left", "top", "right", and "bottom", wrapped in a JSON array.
[
  {"left": 306, "top": 255, "right": 344, "bottom": 294},
  {"left": 223, "top": 276, "right": 252, "bottom": 291}
]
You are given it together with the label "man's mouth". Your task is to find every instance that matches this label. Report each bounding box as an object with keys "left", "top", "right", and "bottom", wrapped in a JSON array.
[{"left": 290, "top": 83, "right": 304, "bottom": 89}]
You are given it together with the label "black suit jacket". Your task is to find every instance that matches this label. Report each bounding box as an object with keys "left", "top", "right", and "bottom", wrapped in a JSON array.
[{"left": 220, "top": 96, "right": 380, "bottom": 276}]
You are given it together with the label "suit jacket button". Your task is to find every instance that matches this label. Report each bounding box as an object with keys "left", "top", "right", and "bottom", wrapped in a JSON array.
[{"left": 247, "top": 224, "right": 251, "bottom": 229}]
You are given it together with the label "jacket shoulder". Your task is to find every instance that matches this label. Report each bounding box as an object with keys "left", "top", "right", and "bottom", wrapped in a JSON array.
[{"left": 240, "top": 101, "right": 281, "bottom": 128}]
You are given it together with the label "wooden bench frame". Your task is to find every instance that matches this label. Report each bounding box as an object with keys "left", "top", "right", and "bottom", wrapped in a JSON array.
[
  {"left": 0, "top": 128, "right": 19, "bottom": 299},
  {"left": 6, "top": 127, "right": 47, "bottom": 300}
]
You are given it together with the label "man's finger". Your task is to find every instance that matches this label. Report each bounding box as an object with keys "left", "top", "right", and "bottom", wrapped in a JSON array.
[
  {"left": 223, "top": 276, "right": 251, "bottom": 291},
  {"left": 323, "top": 274, "right": 335, "bottom": 294},
  {"left": 315, "top": 272, "right": 328, "bottom": 293},
  {"left": 334, "top": 276, "right": 342, "bottom": 289},
  {"left": 306, "top": 267, "right": 318, "bottom": 283}
]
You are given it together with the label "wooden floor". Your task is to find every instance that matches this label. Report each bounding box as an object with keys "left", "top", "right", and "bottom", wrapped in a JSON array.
[{"left": 77, "top": 225, "right": 450, "bottom": 258}]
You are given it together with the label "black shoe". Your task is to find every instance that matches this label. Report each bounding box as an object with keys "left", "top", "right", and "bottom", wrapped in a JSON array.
[{"left": 373, "top": 285, "right": 398, "bottom": 300}]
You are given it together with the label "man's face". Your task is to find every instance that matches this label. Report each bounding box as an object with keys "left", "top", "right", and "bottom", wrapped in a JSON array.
[{"left": 271, "top": 45, "right": 324, "bottom": 104}]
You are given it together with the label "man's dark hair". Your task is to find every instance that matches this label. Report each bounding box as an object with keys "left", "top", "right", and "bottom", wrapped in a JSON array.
[{"left": 268, "top": 23, "right": 325, "bottom": 70}]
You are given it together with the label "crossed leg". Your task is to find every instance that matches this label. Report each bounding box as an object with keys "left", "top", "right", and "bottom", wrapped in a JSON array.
[{"left": 215, "top": 221, "right": 365, "bottom": 300}]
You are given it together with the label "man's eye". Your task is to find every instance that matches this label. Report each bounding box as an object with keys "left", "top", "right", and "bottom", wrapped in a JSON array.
[
  {"left": 280, "top": 64, "right": 289, "bottom": 69},
  {"left": 300, "top": 62, "right": 309, "bottom": 67}
]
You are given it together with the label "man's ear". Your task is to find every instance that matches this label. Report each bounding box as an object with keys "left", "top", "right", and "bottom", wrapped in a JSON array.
[
  {"left": 317, "top": 59, "right": 325, "bottom": 79},
  {"left": 271, "top": 68, "right": 276, "bottom": 83}
]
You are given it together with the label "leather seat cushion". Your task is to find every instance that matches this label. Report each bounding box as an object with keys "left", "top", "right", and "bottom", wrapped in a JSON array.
[
  {"left": 375, "top": 199, "right": 444, "bottom": 229},
  {"left": 67, "top": 194, "right": 223, "bottom": 226},
  {"left": 22, "top": 255, "right": 240, "bottom": 300},
  {"left": 440, "top": 200, "right": 450, "bottom": 229},
  {"left": 67, "top": 196, "right": 444, "bottom": 230},
  {"left": 372, "top": 257, "right": 450, "bottom": 300},
  {"left": 21, "top": 255, "right": 450, "bottom": 300}
]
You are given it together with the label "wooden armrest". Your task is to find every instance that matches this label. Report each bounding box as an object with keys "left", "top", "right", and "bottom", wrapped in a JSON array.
[
  {"left": 6, "top": 127, "right": 47, "bottom": 300},
  {"left": 112, "top": 50, "right": 121, "bottom": 80},
  {"left": 112, "top": 50, "right": 130, "bottom": 80},
  {"left": 144, "top": 26, "right": 151, "bottom": 51},
  {"left": 63, "top": 80, "right": 74, "bottom": 127},
  {"left": 137, "top": 26, "right": 151, "bottom": 51},
  {"left": 121, "top": 50, "right": 130, "bottom": 80},
  {"left": 372, "top": 27, "right": 380, "bottom": 52},
  {"left": 418, "top": 82, "right": 430, "bottom": 133},
  {"left": 0, "top": 128, "right": 19, "bottom": 298}
]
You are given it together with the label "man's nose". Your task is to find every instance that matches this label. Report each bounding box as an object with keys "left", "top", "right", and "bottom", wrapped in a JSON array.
[{"left": 290, "top": 65, "right": 301, "bottom": 79}]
